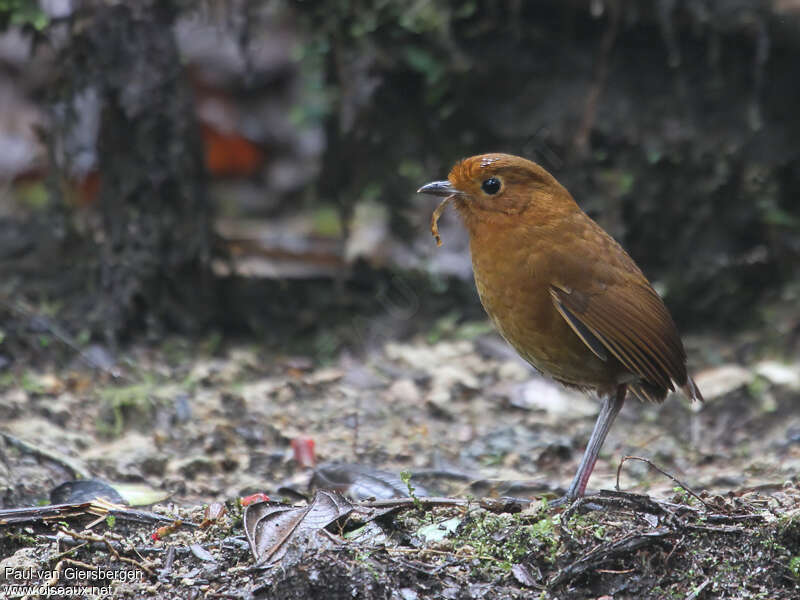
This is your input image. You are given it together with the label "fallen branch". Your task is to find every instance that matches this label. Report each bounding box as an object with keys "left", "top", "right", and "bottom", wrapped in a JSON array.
[
  {"left": 357, "top": 496, "right": 532, "bottom": 514},
  {"left": 0, "top": 497, "right": 191, "bottom": 528}
]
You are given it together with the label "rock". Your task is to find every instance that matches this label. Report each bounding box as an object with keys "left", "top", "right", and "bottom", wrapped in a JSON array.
[
  {"left": 399, "top": 588, "right": 419, "bottom": 600},
  {"left": 5, "top": 416, "right": 85, "bottom": 453},
  {"left": 0, "top": 387, "right": 26, "bottom": 420},
  {"left": 383, "top": 378, "right": 421, "bottom": 404},
  {"left": 503, "top": 377, "right": 596, "bottom": 417},
  {"left": 83, "top": 432, "right": 165, "bottom": 478},
  {"left": 754, "top": 360, "right": 800, "bottom": 389},
  {"left": 0, "top": 548, "right": 41, "bottom": 583},
  {"left": 304, "top": 368, "right": 344, "bottom": 386},
  {"left": 693, "top": 364, "right": 752, "bottom": 400},
  {"left": 174, "top": 455, "right": 216, "bottom": 479},
  {"left": 384, "top": 340, "right": 474, "bottom": 370},
  {"left": 496, "top": 359, "right": 531, "bottom": 382}
]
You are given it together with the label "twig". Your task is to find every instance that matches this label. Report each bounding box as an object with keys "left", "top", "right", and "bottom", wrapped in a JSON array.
[
  {"left": 0, "top": 497, "right": 190, "bottom": 528},
  {"left": 358, "top": 497, "right": 468, "bottom": 509},
  {"left": 357, "top": 496, "right": 532, "bottom": 514},
  {"left": 158, "top": 546, "right": 176, "bottom": 581},
  {"left": 39, "top": 533, "right": 162, "bottom": 555},
  {"left": 46, "top": 558, "right": 99, "bottom": 587},
  {"left": 57, "top": 527, "right": 155, "bottom": 576},
  {"left": 50, "top": 537, "right": 90, "bottom": 562},
  {"left": 388, "top": 556, "right": 446, "bottom": 576},
  {"left": 664, "top": 535, "right": 684, "bottom": 564},
  {"left": 615, "top": 455, "right": 714, "bottom": 511},
  {"left": 682, "top": 523, "right": 746, "bottom": 534},
  {"left": 685, "top": 577, "right": 711, "bottom": 600},
  {"left": 565, "top": 490, "right": 671, "bottom": 520},
  {"left": 595, "top": 567, "right": 635, "bottom": 574},
  {"left": 549, "top": 529, "right": 674, "bottom": 586},
  {"left": 408, "top": 468, "right": 474, "bottom": 482}
]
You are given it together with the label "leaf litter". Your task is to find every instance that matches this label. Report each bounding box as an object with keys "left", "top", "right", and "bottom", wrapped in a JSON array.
[{"left": 0, "top": 331, "right": 799, "bottom": 598}]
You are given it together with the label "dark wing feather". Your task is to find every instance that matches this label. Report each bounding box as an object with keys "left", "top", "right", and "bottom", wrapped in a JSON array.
[
  {"left": 551, "top": 297, "right": 608, "bottom": 361},
  {"left": 550, "top": 282, "right": 691, "bottom": 401}
]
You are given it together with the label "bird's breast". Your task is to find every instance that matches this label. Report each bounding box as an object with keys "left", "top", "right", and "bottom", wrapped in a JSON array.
[{"left": 468, "top": 224, "right": 619, "bottom": 388}]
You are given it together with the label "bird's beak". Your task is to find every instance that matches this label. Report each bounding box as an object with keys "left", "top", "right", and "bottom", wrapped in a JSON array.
[{"left": 417, "top": 180, "right": 460, "bottom": 197}]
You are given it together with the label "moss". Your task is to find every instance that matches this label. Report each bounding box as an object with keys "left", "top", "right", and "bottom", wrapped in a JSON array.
[
  {"left": 453, "top": 509, "right": 559, "bottom": 575},
  {"left": 789, "top": 556, "right": 800, "bottom": 579},
  {"left": 95, "top": 379, "right": 158, "bottom": 436}
]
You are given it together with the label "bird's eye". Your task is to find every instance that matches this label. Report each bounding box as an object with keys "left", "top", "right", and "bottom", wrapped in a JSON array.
[{"left": 481, "top": 177, "right": 501, "bottom": 195}]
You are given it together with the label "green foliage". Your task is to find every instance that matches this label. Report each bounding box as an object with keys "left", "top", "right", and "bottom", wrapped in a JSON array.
[
  {"left": 0, "top": 371, "right": 13, "bottom": 390},
  {"left": 311, "top": 205, "right": 343, "bottom": 237},
  {"left": 0, "top": 0, "right": 48, "bottom": 30},
  {"left": 789, "top": 556, "right": 800, "bottom": 579},
  {"left": 20, "top": 370, "right": 47, "bottom": 394},
  {"left": 672, "top": 485, "right": 695, "bottom": 505},
  {"left": 289, "top": 38, "right": 336, "bottom": 127},
  {"left": 290, "top": 0, "right": 471, "bottom": 127},
  {"left": 399, "top": 470, "right": 422, "bottom": 510},
  {"left": 96, "top": 378, "right": 158, "bottom": 436},
  {"left": 5, "top": 531, "right": 38, "bottom": 546},
  {"left": 426, "top": 312, "right": 493, "bottom": 344},
  {"left": 455, "top": 510, "right": 559, "bottom": 573}
]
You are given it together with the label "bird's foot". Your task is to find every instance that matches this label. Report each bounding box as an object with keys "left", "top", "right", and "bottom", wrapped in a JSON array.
[
  {"left": 547, "top": 494, "right": 604, "bottom": 513},
  {"left": 546, "top": 495, "right": 573, "bottom": 509}
]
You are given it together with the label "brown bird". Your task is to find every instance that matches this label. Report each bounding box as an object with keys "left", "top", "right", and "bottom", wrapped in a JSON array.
[{"left": 418, "top": 153, "right": 702, "bottom": 503}]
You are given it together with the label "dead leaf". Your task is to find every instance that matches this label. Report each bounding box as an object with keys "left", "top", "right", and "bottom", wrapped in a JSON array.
[
  {"left": 50, "top": 480, "right": 126, "bottom": 505},
  {"left": 312, "top": 463, "right": 429, "bottom": 501},
  {"left": 243, "top": 489, "right": 354, "bottom": 565},
  {"left": 511, "top": 563, "right": 541, "bottom": 587},
  {"left": 189, "top": 543, "right": 216, "bottom": 562}
]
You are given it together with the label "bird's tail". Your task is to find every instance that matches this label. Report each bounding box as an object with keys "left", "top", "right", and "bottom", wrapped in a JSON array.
[{"left": 682, "top": 376, "right": 703, "bottom": 402}]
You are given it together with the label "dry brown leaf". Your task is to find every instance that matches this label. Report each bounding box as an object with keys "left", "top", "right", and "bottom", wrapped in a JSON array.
[{"left": 243, "top": 489, "right": 354, "bottom": 565}]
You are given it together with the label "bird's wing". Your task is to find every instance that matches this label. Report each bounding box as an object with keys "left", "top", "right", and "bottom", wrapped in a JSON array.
[
  {"left": 543, "top": 214, "right": 701, "bottom": 402},
  {"left": 549, "top": 282, "right": 685, "bottom": 395}
]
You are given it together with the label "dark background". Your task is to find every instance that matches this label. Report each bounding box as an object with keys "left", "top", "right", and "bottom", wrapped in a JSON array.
[
  {"left": 2, "top": 4, "right": 800, "bottom": 597},
  {"left": 1, "top": 0, "right": 798, "bottom": 361}
]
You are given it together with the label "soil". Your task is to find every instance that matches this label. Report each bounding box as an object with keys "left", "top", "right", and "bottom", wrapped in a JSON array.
[{"left": 1, "top": 323, "right": 799, "bottom": 599}]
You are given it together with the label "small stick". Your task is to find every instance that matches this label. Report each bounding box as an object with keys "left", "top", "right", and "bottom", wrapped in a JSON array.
[
  {"left": 46, "top": 558, "right": 99, "bottom": 587},
  {"left": 57, "top": 527, "right": 155, "bottom": 576},
  {"left": 615, "top": 455, "right": 714, "bottom": 511},
  {"left": 685, "top": 577, "right": 711, "bottom": 600},
  {"left": 158, "top": 546, "right": 176, "bottom": 581}
]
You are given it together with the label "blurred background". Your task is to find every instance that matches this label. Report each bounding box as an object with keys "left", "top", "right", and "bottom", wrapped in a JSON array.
[
  {"left": 0, "top": 0, "right": 799, "bottom": 507},
  {"left": 2, "top": 0, "right": 799, "bottom": 357}
]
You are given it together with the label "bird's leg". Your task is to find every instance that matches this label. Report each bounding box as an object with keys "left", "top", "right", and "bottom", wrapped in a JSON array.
[{"left": 551, "top": 384, "right": 627, "bottom": 507}]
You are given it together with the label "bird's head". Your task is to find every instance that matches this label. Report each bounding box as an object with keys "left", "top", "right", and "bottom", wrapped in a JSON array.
[{"left": 418, "top": 153, "right": 578, "bottom": 228}]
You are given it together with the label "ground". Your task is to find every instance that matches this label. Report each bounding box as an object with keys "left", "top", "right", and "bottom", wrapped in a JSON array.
[{"left": 1, "top": 325, "right": 799, "bottom": 599}]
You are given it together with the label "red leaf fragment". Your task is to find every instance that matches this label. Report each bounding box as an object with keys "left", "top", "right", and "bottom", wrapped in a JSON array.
[
  {"left": 151, "top": 520, "right": 182, "bottom": 541},
  {"left": 240, "top": 493, "right": 270, "bottom": 507},
  {"left": 290, "top": 436, "right": 316, "bottom": 468}
]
